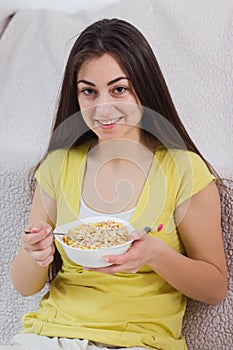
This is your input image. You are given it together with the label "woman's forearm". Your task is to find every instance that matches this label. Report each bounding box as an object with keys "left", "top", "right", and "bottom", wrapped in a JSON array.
[
  {"left": 11, "top": 186, "right": 57, "bottom": 296},
  {"left": 149, "top": 240, "right": 227, "bottom": 305},
  {"left": 10, "top": 246, "right": 49, "bottom": 296}
]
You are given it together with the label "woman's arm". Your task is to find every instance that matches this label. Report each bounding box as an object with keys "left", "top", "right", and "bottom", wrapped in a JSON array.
[
  {"left": 166, "top": 180, "right": 228, "bottom": 304},
  {"left": 10, "top": 184, "right": 57, "bottom": 297},
  {"left": 91, "top": 182, "right": 228, "bottom": 305}
]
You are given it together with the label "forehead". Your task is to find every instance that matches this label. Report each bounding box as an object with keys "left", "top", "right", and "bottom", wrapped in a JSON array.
[{"left": 77, "top": 53, "right": 127, "bottom": 80}]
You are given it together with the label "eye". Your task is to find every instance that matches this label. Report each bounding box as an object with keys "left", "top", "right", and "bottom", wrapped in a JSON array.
[
  {"left": 112, "top": 86, "right": 127, "bottom": 95},
  {"left": 80, "top": 88, "right": 97, "bottom": 96}
]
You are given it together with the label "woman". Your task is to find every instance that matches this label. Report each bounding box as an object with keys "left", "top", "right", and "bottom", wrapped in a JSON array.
[{"left": 5, "top": 18, "right": 227, "bottom": 350}]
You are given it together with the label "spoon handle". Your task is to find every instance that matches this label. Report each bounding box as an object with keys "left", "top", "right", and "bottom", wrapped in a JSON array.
[
  {"left": 144, "top": 224, "right": 163, "bottom": 233},
  {"left": 25, "top": 224, "right": 163, "bottom": 236},
  {"left": 144, "top": 226, "right": 151, "bottom": 233},
  {"left": 24, "top": 231, "right": 66, "bottom": 236}
]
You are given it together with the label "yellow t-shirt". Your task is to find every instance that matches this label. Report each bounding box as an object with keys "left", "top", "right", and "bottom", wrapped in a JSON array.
[{"left": 22, "top": 142, "right": 215, "bottom": 350}]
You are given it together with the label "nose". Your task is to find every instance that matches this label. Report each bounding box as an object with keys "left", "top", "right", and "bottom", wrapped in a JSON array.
[
  {"left": 95, "top": 93, "right": 115, "bottom": 118},
  {"left": 95, "top": 102, "right": 114, "bottom": 117}
]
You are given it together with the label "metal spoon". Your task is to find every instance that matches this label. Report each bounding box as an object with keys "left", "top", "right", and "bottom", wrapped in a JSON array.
[
  {"left": 144, "top": 224, "right": 163, "bottom": 233},
  {"left": 25, "top": 226, "right": 155, "bottom": 236},
  {"left": 144, "top": 226, "right": 151, "bottom": 233},
  {"left": 24, "top": 230, "right": 66, "bottom": 236}
]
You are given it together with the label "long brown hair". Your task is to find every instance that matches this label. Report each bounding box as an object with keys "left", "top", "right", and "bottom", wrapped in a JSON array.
[
  {"left": 47, "top": 18, "right": 218, "bottom": 172},
  {"left": 42, "top": 18, "right": 219, "bottom": 280}
]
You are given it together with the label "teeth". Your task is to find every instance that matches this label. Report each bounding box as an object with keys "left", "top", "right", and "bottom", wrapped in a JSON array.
[{"left": 99, "top": 117, "right": 121, "bottom": 125}]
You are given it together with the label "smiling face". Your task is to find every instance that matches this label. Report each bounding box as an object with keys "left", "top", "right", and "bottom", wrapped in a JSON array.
[{"left": 77, "top": 54, "right": 143, "bottom": 143}]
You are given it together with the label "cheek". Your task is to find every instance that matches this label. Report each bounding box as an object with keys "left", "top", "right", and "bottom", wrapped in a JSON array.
[
  {"left": 123, "top": 104, "right": 143, "bottom": 123},
  {"left": 78, "top": 93, "right": 98, "bottom": 116},
  {"left": 80, "top": 106, "right": 96, "bottom": 128},
  {"left": 78, "top": 95, "right": 89, "bottom": 110}
]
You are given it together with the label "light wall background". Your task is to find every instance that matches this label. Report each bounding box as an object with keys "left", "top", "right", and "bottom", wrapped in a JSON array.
[{"left": 0, "top": 0, "right": 120, "bottom": 12}]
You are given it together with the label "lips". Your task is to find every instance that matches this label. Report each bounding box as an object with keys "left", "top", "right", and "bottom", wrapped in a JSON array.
[{"left": 95, "top": 116, "right": 123, "bottom": 128}]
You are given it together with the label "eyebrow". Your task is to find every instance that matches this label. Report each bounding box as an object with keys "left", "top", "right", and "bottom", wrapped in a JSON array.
[{"left": 77, "top": 76, "right": 130, "bottom": 86}]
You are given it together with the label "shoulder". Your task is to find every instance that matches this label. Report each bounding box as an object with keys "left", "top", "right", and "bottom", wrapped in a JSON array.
[
  {"left": 156, "top": 144, "right": 212, "bottom": 176},
  {"left": 44, "top": 144, "right": 89, "bottom": 166},
  {"left": 155, "top": 145, "right": 215, "bottom": 204},
  {"left": 36, "top": 144, "right": 89, "bottom": 178}
]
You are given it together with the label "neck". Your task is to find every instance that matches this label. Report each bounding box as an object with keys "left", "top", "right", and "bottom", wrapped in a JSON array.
[{"left": 88, "top": 136, "right": 156, "bottom": 168}]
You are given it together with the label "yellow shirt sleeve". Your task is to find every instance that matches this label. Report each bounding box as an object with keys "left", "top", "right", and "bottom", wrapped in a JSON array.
[
  {"left": 172, "top": 150, "right": 216, "bottom": 208},
  {"left": 35, "top": 149, "right": 67, "bottom": 200}
]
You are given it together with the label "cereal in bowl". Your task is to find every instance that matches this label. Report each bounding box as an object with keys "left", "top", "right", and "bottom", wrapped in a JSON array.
[{"left": 62, "top": 220, "right": 131, "bottom": 249}]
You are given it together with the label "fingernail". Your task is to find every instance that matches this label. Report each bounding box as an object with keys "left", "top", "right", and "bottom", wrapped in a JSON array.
[
  {"left": 151, "top": 224, "right": 163, "bottom": 232},
  {"left": 158, "top": 224, "right": 163, "bottom": 232},
  {"left": 103, "top": 257, "right": 110, "bottom": 262}
]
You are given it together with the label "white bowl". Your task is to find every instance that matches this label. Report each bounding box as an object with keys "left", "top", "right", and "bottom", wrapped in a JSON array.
[{"left": 55, "top": 216, "right": 134, "bottom": 268}]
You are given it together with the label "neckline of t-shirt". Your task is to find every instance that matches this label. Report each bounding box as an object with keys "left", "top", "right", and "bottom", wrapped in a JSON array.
[{"left": 80, "top": 195, "right": 136, "bottom": 216}]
